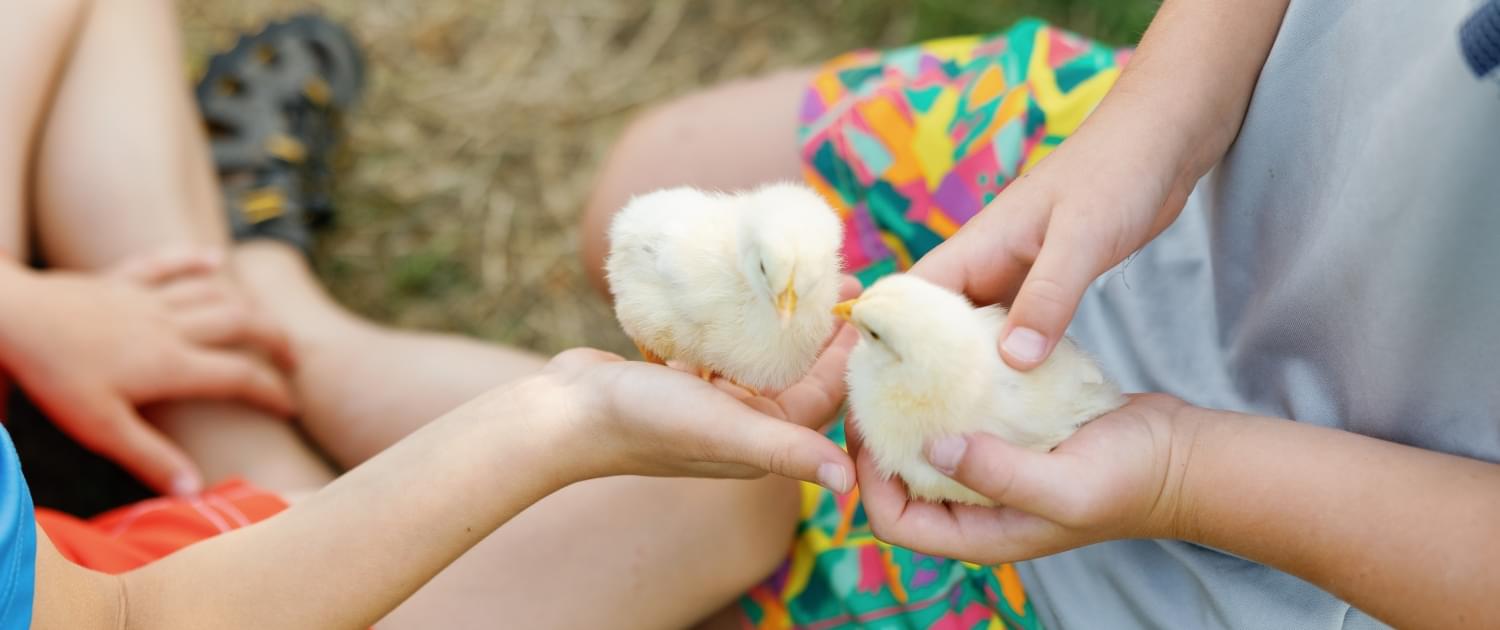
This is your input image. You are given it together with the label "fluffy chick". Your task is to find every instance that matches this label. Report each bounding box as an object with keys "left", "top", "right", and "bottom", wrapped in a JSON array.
[
  {"left": 606, "top": 183, "right": 843, "bottom": 391},
  {"left": 838, "top": 274, "right": 1125, "bottom": 506}
]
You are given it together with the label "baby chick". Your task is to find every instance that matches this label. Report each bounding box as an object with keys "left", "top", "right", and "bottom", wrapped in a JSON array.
[
  {"left": 837, "top": 274, "right": 1125, "bottom": 506},
  {"left": 606, "top": 183, "right": 843, "bottom": 391}
]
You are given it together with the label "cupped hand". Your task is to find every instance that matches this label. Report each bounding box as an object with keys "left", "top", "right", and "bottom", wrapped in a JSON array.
[
  {"left": 910, "top": 111, "right": 1194, "bottom": 370},
  {"left": 0, "top": 249, "right": 298, "bottom": 495},
  {"left": 851, "top": 394, "right": 1194, "bottom": 564},
  {"left": 541, "top": 323, "right": 861, "bottom": 492}
]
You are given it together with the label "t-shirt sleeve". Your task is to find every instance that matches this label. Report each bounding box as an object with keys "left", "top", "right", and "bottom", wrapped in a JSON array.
[{"left": 0, "top": 425, "right": 36, "bottom": 628}]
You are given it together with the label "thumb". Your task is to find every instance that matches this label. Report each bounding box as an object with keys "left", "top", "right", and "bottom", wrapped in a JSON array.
[
  {"left": 925, "top": 433, "right": 1075, "bottom": 518},
  {"left": 718, "top": 409, "right": 854, "bottom": 494},
  {"left": 999, "top": 221, "right": 1107, "bottom": 370},
  {"left": 79, "top": 400, "right": 204, "bottom": 496}
]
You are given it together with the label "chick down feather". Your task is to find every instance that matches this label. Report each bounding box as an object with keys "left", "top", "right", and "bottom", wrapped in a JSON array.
[
  {"left": 842, "top": 274, "right": 1125, "bottom": 506},
  {"left": 605, "top": 183, "right": 844, "bottom": 390}
]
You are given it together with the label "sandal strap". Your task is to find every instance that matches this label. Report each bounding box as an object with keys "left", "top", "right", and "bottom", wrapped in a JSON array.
[{"left": 195, "top": 13, "right": 364, "bottom": 256}]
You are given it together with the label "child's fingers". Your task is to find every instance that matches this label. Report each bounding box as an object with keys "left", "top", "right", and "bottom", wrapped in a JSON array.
[
  {"left": 998, "top": 214, "right": 1111, "bottom": 370},
  {"left": 869, "top": 494, "right": 1064, "bottom": 566},
  {"left": 153, "top": 349, "right": 300, "bottom": 419},
  {"left": 156, "top": 277, "right": 231, "bottom": 309},
  {"left": 837, "top": 274, "right": 861, "bottom": 300},
  {"left": 909, "top": 188, "right": 1046, "bottom": 307},
  {"left": 65, "top": 398, "right": 204, "bottom": 496},
  {"left": 926, "top": 432, "right": 1080, "bottom": 522},
  {"left": 709, "top": 411, "right": 852, "bottom": 493},
  {"left": 109, "top": 248, "right": 222, "bottom": 285},
  {"left": 857, "top": 435, "right": 1068, "bottom": 564},
  {"left": 852, "top": 436, "right": 922, "bottom": 531},
  {"left": 174, "top": 304, "right": 297, "bottom": 372}
]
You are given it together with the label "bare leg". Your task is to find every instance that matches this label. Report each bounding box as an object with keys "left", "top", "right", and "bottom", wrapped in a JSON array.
[
  {"left": 26, "top": 0, "right": 332, "bottom": 494},
  {"left": 33, "top": 0, "right": 227, "bottom": 265},
  {"left": 24, "top": 1, "right": 811, "bottom": 626},
  {"left": 148, "top": 402, "right": 335, "bottom": 494},
  {"left": 0, "top": 0, "right": 90, "bottom": 404},
  {"left": 32, "top": 0, "right": 541, "bottom": 463},
  {"left": 0, "top": 0, "right": 92, "bottom": 260},
  {"left": 382, "top": 475, "right": 799, "bottom": 629},
  {"left": 231, "top": 240, "right": 546, "bottom": 467}
]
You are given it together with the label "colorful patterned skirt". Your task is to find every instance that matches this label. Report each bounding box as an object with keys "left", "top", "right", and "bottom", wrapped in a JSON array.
[{"left": 740, "top": 19, "right": 1130, "bottom": 629}]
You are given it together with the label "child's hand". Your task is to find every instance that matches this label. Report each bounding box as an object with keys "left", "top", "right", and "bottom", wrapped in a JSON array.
[
  {"left": 538, "top": 330, "right": 858, "bottom": 493},
  {"left": 910, "top": 94, "right": 1199, "bottom": 372},
  {"left": 0, "top": 250, "right": 297, "bottom": 495},
  {"left": 851, "top": 394, "right": 1194, "bottom": 564}
]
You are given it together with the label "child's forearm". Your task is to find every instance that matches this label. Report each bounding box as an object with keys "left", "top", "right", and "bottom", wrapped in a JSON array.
[
  {"left": 1172, "top": 408, "right": 1500, "bottom": 629},
  {"left": 119, "top": 376, "right": 581, "bottom": 630},
  {"left": 1088, "top": 0, "right": 1291, "bottom": 191}
]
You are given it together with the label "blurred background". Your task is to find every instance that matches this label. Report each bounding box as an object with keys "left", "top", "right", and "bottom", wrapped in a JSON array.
[{"left": 178, "top": 0, "right": 1155, "bottom": 357}]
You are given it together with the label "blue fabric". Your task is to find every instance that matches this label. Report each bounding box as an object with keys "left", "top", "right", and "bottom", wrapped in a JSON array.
[
  {"left": 1460, "top": 0, "right": 1500, "bottom": 77},
  {"left": 0, "top": 426, "right": 35, "bottom": 629}
]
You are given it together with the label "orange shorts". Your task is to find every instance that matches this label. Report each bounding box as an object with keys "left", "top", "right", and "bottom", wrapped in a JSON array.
[{"left": 35, "top": 478, "right": 287, "bottom": 574}]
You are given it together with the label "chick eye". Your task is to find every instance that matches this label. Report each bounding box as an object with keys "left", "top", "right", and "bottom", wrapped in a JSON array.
[
  {"left": 869, "top": 330, "right": 881, "bottom": 341},
  {"left": 759, "top": 261, "right": 766, "bottom": 275}
]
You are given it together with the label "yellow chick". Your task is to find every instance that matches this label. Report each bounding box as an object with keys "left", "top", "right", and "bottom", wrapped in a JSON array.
[
  {"left": 837, "top": 274, "right": 1125, "bottom": 506},
  {"left": 605, "top": 183, "right": 843, "bottom": 391}
]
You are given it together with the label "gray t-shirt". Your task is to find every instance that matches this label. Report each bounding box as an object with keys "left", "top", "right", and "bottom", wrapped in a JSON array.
[{"left": 1020, "top": 1, "right": 1500, "bottom": 627}]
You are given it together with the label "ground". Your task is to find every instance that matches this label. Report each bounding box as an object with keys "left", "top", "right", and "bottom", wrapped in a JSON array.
[{"left": 175, "top": 0, "right": 1154, "bottom": 358}]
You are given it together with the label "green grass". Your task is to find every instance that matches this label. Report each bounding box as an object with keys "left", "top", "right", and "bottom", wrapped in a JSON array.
[
  {"left": 842, "top": 0, "right": 1159, "bottom": 46},
  {"left": 392, "top": 247, "right": 475, "bottom": 298}
]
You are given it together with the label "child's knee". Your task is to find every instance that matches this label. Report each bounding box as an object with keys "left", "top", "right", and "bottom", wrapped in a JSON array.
[
  {"left": 37, "top": 0, "right": 92, "bottom": 31},
  {"left": 581, "top": 104, "right": 683, "bottom": 293}
]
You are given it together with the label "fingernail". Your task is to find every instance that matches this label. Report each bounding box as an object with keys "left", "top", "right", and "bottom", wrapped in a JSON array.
[
  {"left": 1002, "top": 327, "right": 1046, "bottom": 363},
  {"left": 927, "top": 436, "right": 967, "bottom": 475},
  {"left": 817, "top": 463, "right": 851, "bottom": 494},
  {"left": 170, "top": 473, "right": 203, "bottom": 496}
]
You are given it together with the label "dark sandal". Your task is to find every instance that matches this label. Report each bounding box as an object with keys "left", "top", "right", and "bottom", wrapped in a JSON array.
[{"left": 195, "top": 13, "right": 365, "bottom": 253}]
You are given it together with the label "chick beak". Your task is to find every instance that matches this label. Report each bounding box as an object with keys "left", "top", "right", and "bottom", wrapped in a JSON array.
[
  {"left": 775, "top": 285, "right": 798, "bottom": 327},
  {"left": 832, "top": 298, "right": 857, "bottom": 323}
]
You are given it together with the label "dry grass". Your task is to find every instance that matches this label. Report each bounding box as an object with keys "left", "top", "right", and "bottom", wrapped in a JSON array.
[
  {"left": 176, "top": 0, "right": 912, "bottom": 356},
  {"left": 175, "top": 0, "right": 1153, "bottom": 356}
]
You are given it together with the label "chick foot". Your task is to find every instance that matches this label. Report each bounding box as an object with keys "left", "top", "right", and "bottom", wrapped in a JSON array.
[
  {"left": 698, "top": 366, "right": 762, "bottom": 397},
  {"left": 634, "top": 341, "right": 667, "bottom": 365}
]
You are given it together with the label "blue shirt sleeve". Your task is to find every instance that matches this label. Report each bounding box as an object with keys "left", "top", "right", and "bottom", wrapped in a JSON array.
[
  {"left": 1461, "top": 0, "right": 1500, "bottom": 78},
  {"left": 0, "top": 425, "right": 35, "bottom": 629}
]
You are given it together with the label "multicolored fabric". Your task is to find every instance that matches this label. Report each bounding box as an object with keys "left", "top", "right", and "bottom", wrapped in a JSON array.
[
  {"left": 742, "top": 428, "right": 1039, "bottom": 630},
  {"left": 742, "top": 20, "right": 1129, "bottom": 630},
  {"left": 799, "top": 18, "right": 1130, "bottom": 287}
]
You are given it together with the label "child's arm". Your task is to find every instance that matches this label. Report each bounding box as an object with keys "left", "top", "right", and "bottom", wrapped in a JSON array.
[
  {"left": 1177, "top": 406, "right": 1499, "bottom": 629},
  {"left": 912, "top": 0, "right": 1292, "bottom": 370},
  {"left": 855, "top": 396, "right": 1500, "bottom": 630},
  {"left": 31, "top": 348, "right": 854, "bottom": 629}
]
